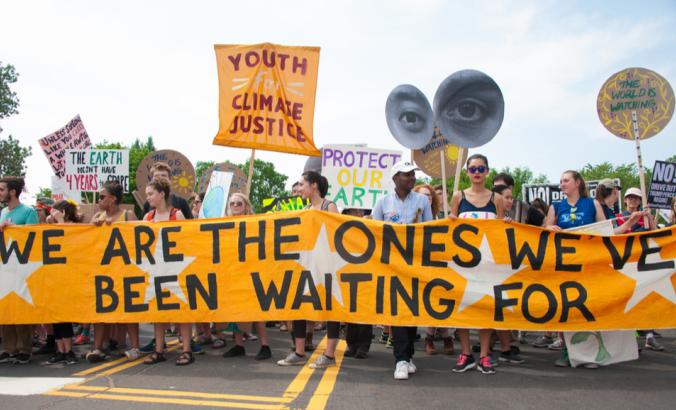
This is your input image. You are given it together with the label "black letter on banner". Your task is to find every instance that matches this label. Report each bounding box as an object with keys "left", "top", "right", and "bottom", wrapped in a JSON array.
[
  {"left": 134, "top": 225, "right": 155, "bottom": 264},
  {"left": 423, "top": 225, "right": 448, "bottom": 267},
  {"left": 522, "top": 284, "right": 557, "bottom": 323},
  {"left": 123, "top": 276, "right": 148, "bottom": 312},
  {"left": 1, "top": 232, "right": 35, "bottom": 264},
  {"left": 334, "top": 221, "right": 375, "bottom": 264},
  {"left": 42, "top": 229, "right": 66, "bottom": 264},
  {"left": 340, "top": 273, "right": 372, "bottom": 312},
  {"left": 554, "top": 233, "right": 581, "bottom": 272},
  {"left": 324, "top": 273, "right": 333, "bottom": 311},
  {"left": 100, "top": 228, "right": 130, "bottom": 265},
  {"left": 200, "top": 222, "right": 235, "bottom": 263},
  {"left": 423, "top": 279, "right": 455, "bottom": 320},
  {"left": 291, "top": 270, "right": 322, "bottom": 310},
  {"left": 161, "top": 226, "right": 183, "bottom": 262},
  {"left": 274, "top": 217, "right": 300, "bottom": 260},
  {"left": 251, "top": 271, "right": 292, "bottom": 311},
  {"left": 376, "top": 276, "right": 385, "bottom": 314},
  {"left": 602, "top": 236, "right": 634, "bottom": 269},
  {"left": 186, "top": 273, "right": 217, "bottom": 310},
  {"left": 381, "top": 224, "right": 414, "bottom": 265},
  {"left": 452, "top": 224, "right": 481, "bottom": 267},
  {"left": 559, "top": 281, "right": 595, "bottom": 322},
  {"left": 390, "top": 276, "right": 419, "bottom": 316},
  {"left": 155, "top": 276, "right": 180, "bottom": 310},
  {"left": 95, "top": 276, "right": 118, "bottom": 313},
  {"left": 494, "top": 282, "right": 523, "bottom": 321},
  {"left": 506, "top": 228, "right": 548, "bottom": 270},
  {"left": 239, "top": 220, "right": 266, "bottom": 262},
  {"left": 638, "top": 230, "right": 675, "bottom": 271}
]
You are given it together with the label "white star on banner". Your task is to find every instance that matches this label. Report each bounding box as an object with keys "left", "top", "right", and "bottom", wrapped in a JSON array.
[
  {"left": 138, "top": 228, "right": 195, "bottom": 304},
  {"left": 447, "top": 235, "right": 524, "bottom": 313},
  {"left": 0, "top": 237, "right": 42, "bottom": 306},
  {"left": 617, "top": 239, "right": 676, "bottom": 313},
  {"left": 297, "top": 224, "right": 349, "bottom": 306}
]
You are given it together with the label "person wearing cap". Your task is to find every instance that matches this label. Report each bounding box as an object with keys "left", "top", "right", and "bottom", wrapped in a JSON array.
[
  {"left": 594, "top": 178, "right": 622, "bottom": 221},
  {"left": 372, "top": 160, "right": 433, "bottom": 380},
  {"left": 615, "top": 187, "right": 656, "bottom": 233}
]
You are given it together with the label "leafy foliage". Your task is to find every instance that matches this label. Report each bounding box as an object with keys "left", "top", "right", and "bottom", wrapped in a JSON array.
[{"left": 0, "top": 135, "right": 32, "bottom": 176}]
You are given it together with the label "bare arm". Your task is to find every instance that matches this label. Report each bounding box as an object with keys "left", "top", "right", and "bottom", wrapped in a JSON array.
[{"left": 544, "top": 205, "right": 561, "bottom": 231}]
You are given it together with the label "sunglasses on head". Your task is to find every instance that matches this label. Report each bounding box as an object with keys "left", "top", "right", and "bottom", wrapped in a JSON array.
[
  {"left": 468, "top": 165, "right": 487, "bottom": 174},
  {"left": 229, "top": 201, "right": 244, "bottom": 207}
]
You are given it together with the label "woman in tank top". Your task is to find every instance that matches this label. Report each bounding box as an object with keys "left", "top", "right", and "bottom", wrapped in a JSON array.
[{"left": 449, "top": 154, "right": 504, "bottom": 375}]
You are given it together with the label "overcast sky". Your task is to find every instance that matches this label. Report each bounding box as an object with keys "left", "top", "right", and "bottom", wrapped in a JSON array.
[{"left": 2, "top": 0, "right": 675, "bottom": 196}]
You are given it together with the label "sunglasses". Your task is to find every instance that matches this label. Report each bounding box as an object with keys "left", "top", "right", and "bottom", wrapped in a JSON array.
[
  {"left": 229, "top": 201, "right": 244, "bottom": 207},
  {"left": 468, "top": 166, "right": 487, "bottom": 174}
]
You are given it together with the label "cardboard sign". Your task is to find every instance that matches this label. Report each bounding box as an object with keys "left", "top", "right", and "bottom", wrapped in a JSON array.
[
  {"left": 37, "top": 115, "right": 92, "bottom": 178},
  {"left": 65, "top": 149, "right": 129, "bottom": 192},
  {"left": 413, "top": 127, "right": 467, "bottom": 179},
  {"left": 322, "top": 145, "right": 403, "bottom": 210},
  {"left": 213, "top": 43, "right": 321, "bottom": 156},
  {"left": 523, "top": 179, "right": 621, "bottom": 205},
  {"left": 135, "top": 150, "right": 195, "bottom": 201},
  {"left": 197, "top": 162, "right": 247, "bottom": 197},
  {"left": 648, "top": 161, "right": 676, "bottom": 209},
  {"left": 199, "top": 171, "right": 234, "bottom": 219},
  {"left": 597, "top": 67, "right": 674, "bottom": 140}
]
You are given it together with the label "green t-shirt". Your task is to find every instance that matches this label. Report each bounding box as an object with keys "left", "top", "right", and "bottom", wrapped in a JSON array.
[{"left": 0, "top": 203, "right": 38, "bottom": 226}]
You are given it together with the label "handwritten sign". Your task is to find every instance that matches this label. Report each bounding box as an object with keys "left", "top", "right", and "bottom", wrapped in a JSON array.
[
  {"left": 648, "top": 161, "right": 676, "bottom": 209},
  {"left": 413, "top": 127, "right": 467, "bottom": 179},
  {"left": 135, "top": 150, "right": 195, "bottom": 201},
  {"left": 50, "top": 176, "right": 81, "bottom": 202},
  {"left": 37, "top": 115, "right": 92, "bottom": 178},
  {"left": 197, "top": 162, "right": 247, "bottom": 197},
  {"left": 65, "top": 149, "right": 129, "bottom": 192},
  {"left": 597, "top": 67, "right": 674, "bottom": 140},
  {"left": 323, "top": 145, "right": 402, "bottom": 210}
]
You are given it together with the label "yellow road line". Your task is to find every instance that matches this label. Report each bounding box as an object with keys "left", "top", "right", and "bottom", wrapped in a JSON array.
[
  {"left": 44, "top": 390, "right": 89, "bottom": 398},
  {"left": 96, "top": 343, "right": 181, "bottom": 377},
  {"left": 281, "top": 336, "right": 327, "bottom": 402},
  {"left": 305, "top": 340, "right": 347, "bottom": 410},
  {"left": 72, "top": 356, "right": 128, "bottom": 376},
  {"left": 63, "top": 385, "right": 291, "bottom": 403},
  {"left": 83, "top": 392, "right": 286, "bottom": 409}
]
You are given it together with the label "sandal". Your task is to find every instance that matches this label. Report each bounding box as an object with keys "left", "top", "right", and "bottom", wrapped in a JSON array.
[
  {"left": 176, "top": 351, "right": 194, "bottom": 366},
  {"left": 143, "top": 351, "right": 166, "bottom": 365}
]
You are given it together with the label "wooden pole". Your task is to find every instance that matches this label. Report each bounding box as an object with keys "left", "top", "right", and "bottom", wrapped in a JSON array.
[
  {"left": 245, "top": 149, "right": 256, "bottom": 197},
  {"left": 631, "top": 111, "right": 650, "bottom": 226},
  {"left": 440, "top": 150, "right": 448, "bottom": 217},
  {"left": 452, "top": 147, "right": 465, "bottom": 194}
]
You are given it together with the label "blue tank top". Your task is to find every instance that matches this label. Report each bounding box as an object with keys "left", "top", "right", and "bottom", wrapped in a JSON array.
[
  {"left": 554, "top": 197, "right": 596, "bottom": 229},
  {"left": 458, "top": 190, "right": 497, "bottom": 219}
]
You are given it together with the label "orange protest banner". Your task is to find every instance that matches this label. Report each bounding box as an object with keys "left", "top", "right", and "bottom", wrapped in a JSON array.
[
  {"left": 1, "top": 211, "right": 675, "bottom": 330},
  {"left": 213, "top": 43, "right": 321, "bottom": 156}
]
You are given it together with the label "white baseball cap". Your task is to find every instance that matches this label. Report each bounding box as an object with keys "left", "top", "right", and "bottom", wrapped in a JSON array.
[
  {"left": 624, "top": 187, "right": 643, "bottom": 199},
  {"left": 391, "top": 161, "right": 418, "bottom": 177}
]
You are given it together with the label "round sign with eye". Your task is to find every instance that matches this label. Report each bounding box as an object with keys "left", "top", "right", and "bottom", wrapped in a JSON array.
[
  {"left": 433, "top": 69, "right": 505, "bottom": 148},
  {"left": 385, "top": 84, "right": 435, "bottom": 149}
]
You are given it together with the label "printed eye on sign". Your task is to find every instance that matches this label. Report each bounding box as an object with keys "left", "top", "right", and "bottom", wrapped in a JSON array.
[
  {"left": 648, "top": 160, "right": 676, "bottom": 209},
  {"left": 65, "top": 149, "right": 130, "bottom": 192},
  {"left": 322, "top": 145, "right": 403, "bottom": 210}
]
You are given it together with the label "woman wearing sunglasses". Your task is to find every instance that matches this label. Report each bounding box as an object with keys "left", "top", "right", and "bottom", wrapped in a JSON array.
[
  {"left": 449, "top": 154, "right": 504, "bottom": 375},
  {"left": 221, "top": 192, "right": 272, "bottom": 361}
]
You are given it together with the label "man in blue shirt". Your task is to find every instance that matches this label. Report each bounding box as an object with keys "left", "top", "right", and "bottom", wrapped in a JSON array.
[
  {"left": 0, "top": 177, "right": 39, "bottom": 365},
  {"left": 372, "top": 161, "right": 432, "bottom": 380}
]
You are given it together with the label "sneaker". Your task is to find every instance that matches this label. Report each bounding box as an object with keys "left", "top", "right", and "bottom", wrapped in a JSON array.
[
  {"left": 394, "top": 361, "right": 409, "bottom": 380},
  {"left": 86, "top": 349, "right": 106, "bottom": 363},
  {"left": 45, "top": 352, "right": 66, "bottom": 365},
  {"left": 277, "top": 352, "right": 306, "bottom": 366},
  {"left": 33, "top": 343, "right": 57, "bottom": 355},
  {"left": 73, "top": 334, "right": 90, "bottom": 345},
  {"left": 583, "top": 362, "right": 600, "bottom": 369},
  {"left": 646, "top": 337, "right": 665, "bottom": 351},
  {"left": 223, "top": 345, "right": 246, "bottom": 358},
  {"left": 255, "top": 345, "right": 271, "bottom": 361},
  {"left": 477, "top": 356, "right": 496, "bottom": 374},
  {"left": 554, "top": 348, "right": 570, "bottom": 367},
  {"left": 547, "top": 338, "right": 564, "bottom": 350},
  {"left": 354, "top": 350, "right": 367, "bottom": 359},
  {"left": 385, "top": 336, "right": 393, "bottom": 349},
  {"left": 139, "top": 339, "right": 156, "bottom": 354},
  {"left": 279, "top": 323, "right": 288, "bottom": 332},
  {"left": 191, "top": 342, "right": 205, "bottom": 355},
  {"left": 652, "top": 330, "right": 662, "bottom": 338},
  {"left": 499, "top": 348, "right": 525, "bottom": 364},
  {"left": 125, "top": 348, "right": 142, "bottom": 361},
  {"left": 452, "top": 354, "right": 476, "bottom": 373},
  {"left": 0, "top": 352, "right": 15, "bottom": 364},
  {"left": 243, "top": 333, "right": 258, "bottom": 342},
  {"left": 406, "top": 359, "right": 417, "bottom": 374},
  {"left": 64, "top": 351, "right": 78, "bottom": 365},
  {"left": 12, "top": 353, "right": 31, "bottom": 364},
  {"left": 425, "top": 336, "right": 437, "bottom": 355},
  {"left": 309, "top": 354, "right": 336, "bottom": 369},
  {"left": 379, "top": 332, "right": 390, "bottom": 344},
  {"left": 532, "top": 335, "right": 554, "bottom": 348}
]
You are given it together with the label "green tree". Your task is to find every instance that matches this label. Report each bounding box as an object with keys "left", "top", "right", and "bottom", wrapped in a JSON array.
[
  {"left": 0, "top": 62, "right": 19, "bottom": 120},
  {"left": 36, "top": 187, "right": 52, "bottom": 198},
  {"left": 239, "top": 159, "right": 288, "bottom": 213},
  {"left": 579, "top": 161, "right": 650, "bottom": 190},
  {"left": 0, "top": 134, "right": 32, "bottom": 176},
  {"left": 194, "top": 160, "right": 215, "bottom": 187}
]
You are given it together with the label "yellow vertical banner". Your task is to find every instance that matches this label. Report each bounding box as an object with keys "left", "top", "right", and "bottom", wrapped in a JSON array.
[{"left": 213, "top": 43, "right": 321, "bottom": 156}]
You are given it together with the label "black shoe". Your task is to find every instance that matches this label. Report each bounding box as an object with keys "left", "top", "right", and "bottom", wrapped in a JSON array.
[
  {"left": 45, "top": 352, "right": 66, "bottom": 365},
  {"left": 64, "top": 351, "right": 78, "bottom": 365},
  {"left": 255, "top": 345, "right": 271, "bottom": 361},
  {"left": 13, "top": 353, "right": 31, "bottom": 364},
  {"left": 344, "top": 349, "right": 356, "bottom": 358},
  {"left": 355, "top": 350, "right": 367, "bottom": 359},
  {"left": 223, "top": 345, "right": 245, "bottom": 358},
  {"left": 33, "top": 343, "right": 57, "bottom": 355}
]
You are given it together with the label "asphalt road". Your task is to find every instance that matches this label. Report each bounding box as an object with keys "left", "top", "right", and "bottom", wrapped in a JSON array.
[{"left": 1, "top": 326, "right": 675, "bottom": 410}]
